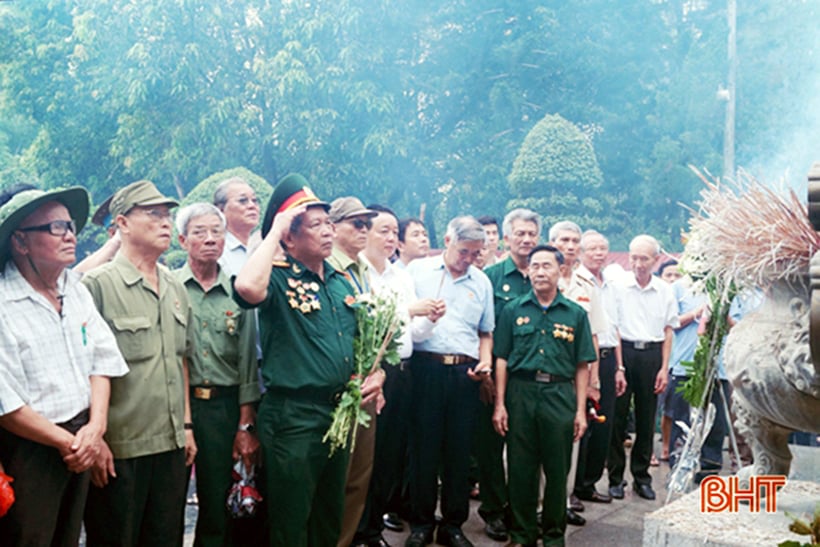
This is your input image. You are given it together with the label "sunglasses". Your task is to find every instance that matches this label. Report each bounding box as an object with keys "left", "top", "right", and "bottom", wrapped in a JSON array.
[
  {"left": 346, "top": 218, "right": 372, "bottom": 230},
  {"left": 18, "top": 220, "right": 77, "bottom": 236}
]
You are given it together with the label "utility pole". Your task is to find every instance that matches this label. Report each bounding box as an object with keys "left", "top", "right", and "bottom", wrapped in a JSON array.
[{"left": 724, "top": 0, "right": 737, "bottom": 180}]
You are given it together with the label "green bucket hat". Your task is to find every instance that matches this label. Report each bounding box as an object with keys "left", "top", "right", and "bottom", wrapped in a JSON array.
[{"left": 0, "top": 186, "right": 90, "bottom": 265}]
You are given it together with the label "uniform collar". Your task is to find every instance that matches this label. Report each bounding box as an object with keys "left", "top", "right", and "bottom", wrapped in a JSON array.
[
  {"left": 525, "top": 288, "right": 572, "bottom": 310},
  {"left": 178, "top": 261, "right": 231, "bottom": 294},
  {"left": 500, "top": 255, "right": 527, "bottom": 278}
]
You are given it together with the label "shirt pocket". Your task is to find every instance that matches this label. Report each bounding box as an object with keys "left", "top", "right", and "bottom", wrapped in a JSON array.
[
  {"left": 211, "top": 309, "right": 241, "bottom": 363},
  {"left": 173, "top": 309, "right": 188, "bottom": 357},
  {"left": 110, "top": 316, "right": 153, "bottom": 363}
]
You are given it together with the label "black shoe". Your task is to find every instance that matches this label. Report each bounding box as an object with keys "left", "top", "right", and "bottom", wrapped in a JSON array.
[
  {"left": 404, "top": 530, "right": 432, "bottom": 547},
  {"left": 633, "top": 483, "right": 656, "bottom": 500},
  {"left": 575, "top": 489, "right": 612, "bottom": 503},
  {"left": 352, "top": 539, "right": 391, "bottom": 547},
  {"left": 608, "top": 483, "right": 625, "bottom": 499},
  {"left": 566, "top": 508, "right": 586, "bottom": 526},
  {"left": 484, "top": 516, "right": 508, "bottom": 541},
  {"left": 436, "top": 528, "right": 474, "bottom": 547},
  {"left": 383, "top": 513, "right": 404, "bottom": 532},
  {"left": 568, "top": 493, "right": 585, "bottom": 512}
]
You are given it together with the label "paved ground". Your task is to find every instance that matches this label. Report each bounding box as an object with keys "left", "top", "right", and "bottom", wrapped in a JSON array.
[{"left": 182, "top": 435, "right": 683, "bottom": 546}]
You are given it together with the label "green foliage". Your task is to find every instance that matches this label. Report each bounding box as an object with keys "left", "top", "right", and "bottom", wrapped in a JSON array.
[
  {"left": 0, "top": 0, "right": 817, "bottom": 250},
  {"left": 180, "top": 167, "right": 274, "bottom": 209}
]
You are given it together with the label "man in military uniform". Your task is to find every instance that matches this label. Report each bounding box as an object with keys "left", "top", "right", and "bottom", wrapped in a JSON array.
[
  {"left": 82, "top": 180, "right": 196, "bottom": 546},
  {"left": 175, "top": 203, "right": 260, "bottom": 546},
  {"left": 475, "top": 208, "right": 540, "bottom": 541},
  {"left": 233, "top": 174, "right": 364, "bottom": 546},
  {"left": 548, "top": 221, "right": 608, "bottom": 523},
  {"left": 493, "top": 245, "right": 596, "bottom": 547}
]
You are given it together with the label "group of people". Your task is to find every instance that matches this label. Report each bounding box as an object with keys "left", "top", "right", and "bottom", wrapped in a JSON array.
[{"left": 0, "top": 173, "right": 746, "bottom": 547}]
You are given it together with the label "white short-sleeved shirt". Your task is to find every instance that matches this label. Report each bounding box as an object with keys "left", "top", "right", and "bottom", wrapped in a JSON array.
[
  {"left": 0, "top": 262, "right": 128, "bottom": 423},
  {"left": 616, "top": 273, "right": 679, "bottom": 342}
]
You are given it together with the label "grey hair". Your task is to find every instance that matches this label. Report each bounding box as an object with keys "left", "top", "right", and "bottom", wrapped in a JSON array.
[
  {"left": 445, "top": 216, "right": 486, "bottom": 244},
  {"left": 213, "top": 176, "right": 248, "bottom": 209},
  {"left": 175, "top": 202, "right": 226, "bottom": 236},
  {"left": 629, "top": 234, "right": 661, "bottom": 256},
  {"left": 580, "top": 229, "right": 609, "bottom": 251},
  {"left": 548, "top": 220, "right": 582, "bottom": 242},
  {"left": 501, "top": 208, "right": 541, "bottom": 237}
]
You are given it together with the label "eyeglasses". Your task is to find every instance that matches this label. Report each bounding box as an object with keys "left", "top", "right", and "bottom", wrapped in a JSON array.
[
  {"left": 234, "top": 196, "right": 259, "bottom": 206},
  {"left": 132, "top": 208, "right": 172, "bottom": 221},
  {"left": 188, "top": 227, "right": 226, "bottom": 239},
  {"left": 18, "top": 220, "right": 77, "bottom": 236},
  {"left": 346, "top": 218, "right": 372, "bottom": 230}
]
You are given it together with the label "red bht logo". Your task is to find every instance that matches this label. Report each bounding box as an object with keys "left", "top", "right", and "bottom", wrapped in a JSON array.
[{"left": 700, "top": 475, "right": 787, "bottom": 513}]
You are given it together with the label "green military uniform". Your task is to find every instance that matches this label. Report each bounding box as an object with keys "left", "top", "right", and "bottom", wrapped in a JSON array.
[
  {"left": 494, "top": 291, "right": 595, "bottom": 547},
  {"left": 233, "top": 255, "right": 355, "bottom": 547},
  {"left": 82, "top": 251, "right": 194, "bottom": 546},
  {"left": 175, "top": 263, "right": 259, "bottom": 547},
  {"left": 476, "top": 257, "right": 532, "bottom": 522}
]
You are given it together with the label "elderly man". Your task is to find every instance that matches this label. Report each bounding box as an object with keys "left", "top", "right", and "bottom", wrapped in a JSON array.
[
  {"left": 608, "top": 235, "right": 678, "bottom": 501},
  {"left": 493, "top": 245, "right": 595, "bottom": 547},
  {"left": 571, "top": 231, "right": 627, "bottom": 504},
  {"left": 82, "top": 180, "right": 196, "bottom": 546},
  {"left": 476, "top": 208, "right": 540, "bottom": 541},
  {"left": 395, "top": 218, "right": 429, "bottom": 269},
  {"left": 548, "top": 221, "right": 608, "bottom": 523},
  {"left": 326, "top": 196, "right": 385, "bottom": 547},
  {"left": 214, "top": 176, "right": 261, "bottom": 276},
  {"left": 234, "top": 174, "right": 361, "bottom": 546},
  {"left": 405, "top": 216, "right": 494, "bottom": 547},
  {"left": 0, "top": 186, "right": 128, "bottom": 545},
  {"left": 175, "top": 203, "right": 260, "bottom": 546}
]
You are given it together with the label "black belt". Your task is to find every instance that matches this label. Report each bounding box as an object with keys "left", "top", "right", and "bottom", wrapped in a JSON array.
[
  {"left": 622, "top": 340, "right": 662, "bottom": 351},
  {"left": 511, "top": 370, "right": 573, "bottom": 384},
  {"left": 191, "top": 385, "right": 239, "bottom": 400},
  {"left": 599, "top": 347, "right": 615, "bottom": 359},
  {"left": 416, "top": 351, "right": 475, "bottom": 366},
  {"left": 266, "top": 385, "right": 345, "bottom": 406}
]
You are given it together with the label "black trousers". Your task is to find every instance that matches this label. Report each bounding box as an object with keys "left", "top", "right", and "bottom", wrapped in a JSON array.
[
  {"left": 574, "top": 348, "right": 617, "bottom": 495},
  {"left": 0, "top": 410, "right": 90, "bottom": 547},
  {"left": 608, "top": 343, "right": 661, "bottom": 487},
  {"left": 355, "top": 360, "right": 413, "bottom": 542},
  {"left": 84, "top": 448, "right": 188, "bottom": 547},
  {"left": 408, "top": 355, "right": 479, "bottom": 535}
]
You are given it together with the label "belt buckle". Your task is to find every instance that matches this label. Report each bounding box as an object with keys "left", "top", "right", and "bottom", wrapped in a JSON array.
[
  {"left": 600, "top": 348, "right": 611, "bottom": 358},
  {"left": 634, "top": 341, "right": 647, "bottom": 350},
  {"left": 194, "top": 387, "right": 212, "bottom": 400},
  {"left": 442, "top": 354, "right": 456, "bottom": 365},
  {"left": 534, "top": 371, "right": 553, "bottom": 383}
]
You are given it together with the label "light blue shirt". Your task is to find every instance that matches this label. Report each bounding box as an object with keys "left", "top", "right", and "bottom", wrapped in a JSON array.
[
  {"left": 407, "top": 254, "right": 494, "bottom": 359},
  {"left": 670, "top": 279, "right": 707, "bottom": 376}
]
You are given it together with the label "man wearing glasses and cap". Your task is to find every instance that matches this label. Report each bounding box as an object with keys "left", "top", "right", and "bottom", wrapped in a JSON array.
[
  {"left": 81, "top": 180, "right": 197, "bottom": 546},
  {"left": 0, "top": 185, "right": 128, "bottom": 545},
  {"left": 234, "top": 174, "right": 360, "bottom": 546}
]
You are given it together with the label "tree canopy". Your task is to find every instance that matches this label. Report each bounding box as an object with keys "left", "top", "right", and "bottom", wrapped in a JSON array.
[{"left": 1, "top": 0, "right": 817, "bottom": 251}]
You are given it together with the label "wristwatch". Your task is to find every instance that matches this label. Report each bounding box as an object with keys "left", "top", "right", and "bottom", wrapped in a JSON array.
[
  {"left": 238, "top": 423, "right": 256, "bottom": 434},
  {"left": 617, "top": 365, "right": 626, "bottom": 373},
  {"left": 590, "top": 381, "right": 601, "bottom": 390}
]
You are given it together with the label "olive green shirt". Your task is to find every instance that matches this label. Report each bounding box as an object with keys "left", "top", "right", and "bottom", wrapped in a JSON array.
[
  {"left": 82, "top": 252, "right": 193, "bottom": 459},
  {"left": 484, "top": 256, "right": 531, "bottom": 321},
  {"left": 494, "top": 291, "right": 596, "bottom": 377},
  {"left": 328, "top": 247, "right": 370, "bottom": 295},
  {"left": 175, "top": 264, "right": 259, "bottom": 406},
  {"left": 233, "top": 255, "right": 356, "bottom": 393}
]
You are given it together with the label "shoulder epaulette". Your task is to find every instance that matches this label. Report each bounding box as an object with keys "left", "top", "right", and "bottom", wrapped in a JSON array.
[{"left": 272, "top": 260, "right": 289, "bottom": 268}]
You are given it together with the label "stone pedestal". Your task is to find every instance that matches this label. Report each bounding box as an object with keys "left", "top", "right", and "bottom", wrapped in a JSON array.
[{"left": 643, "top": 478, "right": 819, "bottom": 546}]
